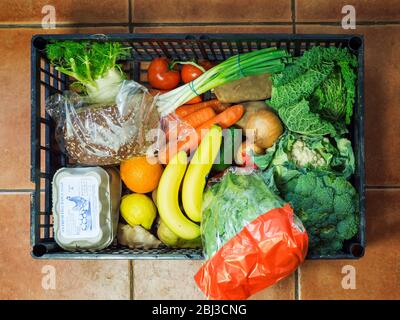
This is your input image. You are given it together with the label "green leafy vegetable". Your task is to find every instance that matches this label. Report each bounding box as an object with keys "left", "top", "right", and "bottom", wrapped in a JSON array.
[
  {"left": 331, "top": 138, "right": 355, "bottom": 179},
  {"left": 310, "top": 65, "right": 357, "bottom": 125},
  {"left": 264, "top": 166, "right": 359, "bottom": 255},
  {"left": 252, "top": 140, "right": 279, "bottom": 170},
  {"left": 257, "top": 46, "right": 359, "bottom": 255},
  {"left": 46, "top": 41, "right": 130, "bottom": 104},
  {"left": 269, "top": 46, "right": 357, "bottom": 132},
  {"left": 272, "top": 46, "right": 355, "bottom": 87},
  {"left": 254, "top": 132, "right": 355, "bottom": 179},
  {"left": 277, "top": 99, "right": 336, "bottom": 136},
  {"left": 201, "top": 172, "right": 284, "bottom": 258},
  {"left": 270, "top": 63, "right": 334, "bottom": 109}
]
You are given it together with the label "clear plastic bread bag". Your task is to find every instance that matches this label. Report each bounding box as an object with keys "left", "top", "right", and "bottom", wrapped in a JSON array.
[{"left": 46, "top": 80, "right": 163, "bottom": 165}]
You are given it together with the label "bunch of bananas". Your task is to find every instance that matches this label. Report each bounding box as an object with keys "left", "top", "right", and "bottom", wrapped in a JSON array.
[{"left": 157, "top": 126, "right": 222, "bottom": 240}]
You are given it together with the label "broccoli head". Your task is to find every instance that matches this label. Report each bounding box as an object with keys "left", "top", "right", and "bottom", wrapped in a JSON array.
[{"left": 276, "top": 169, "right": 359, "bottom": 255}]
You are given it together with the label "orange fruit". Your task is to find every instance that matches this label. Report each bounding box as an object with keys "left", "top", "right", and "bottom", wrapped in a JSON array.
[{"left": 120, "top": 156, "right": 163, "bottom": 193}]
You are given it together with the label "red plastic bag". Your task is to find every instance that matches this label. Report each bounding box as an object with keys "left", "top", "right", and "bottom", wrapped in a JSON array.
[{"left": 195, "top": 202, "right": 308, "bottom": 300}]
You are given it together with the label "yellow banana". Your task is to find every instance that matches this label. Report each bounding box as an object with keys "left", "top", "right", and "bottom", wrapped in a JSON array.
[
  {"left": 182, "top": 125, "right": 223, "bottom": 222},
  {"left": 157, "top": 151, "right": 200, "bottom": 240}
]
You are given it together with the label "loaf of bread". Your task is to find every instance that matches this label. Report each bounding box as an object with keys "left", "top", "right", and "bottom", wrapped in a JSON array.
[{"left": 64, "top": 93, "right": 160, "bottom": 165}]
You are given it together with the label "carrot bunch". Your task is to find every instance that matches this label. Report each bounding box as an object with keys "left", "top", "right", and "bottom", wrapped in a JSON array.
[{"left": 159, "top": 99, "right": 244, "bottom": 164}]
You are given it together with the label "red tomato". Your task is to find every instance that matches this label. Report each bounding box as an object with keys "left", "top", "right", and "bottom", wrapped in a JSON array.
[
  {"left": 148, "top": 57, "right": 181, "bottom": 90},
  {"left": 181, "top": 64, "right": 204, "bottom": 84}
]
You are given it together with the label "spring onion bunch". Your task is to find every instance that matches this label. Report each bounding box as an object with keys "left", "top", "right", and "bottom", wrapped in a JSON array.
[
  {"left": 157, "top": 47, "right": 291, "bottom": 116},
  {"left": 46, "top": 41, "right": 130, "bottom": 104}
]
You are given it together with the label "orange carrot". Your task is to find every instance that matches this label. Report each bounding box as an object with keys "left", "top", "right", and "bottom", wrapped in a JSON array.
[
  {"left": 212, "top": 102, "right": 231, "bottom": 113},
  {"left": 159, "top": 126, "right": 203, "bottom": 164},
  {"left": 159, "top": 105, "right": 244, "bottom": 164},
  {"left": 175, "top": 104, "right": 206, "bottom": 118},
  {"left": 182, "top": 107, "right": 216, "bottom": 129},
  {"left": 179, "top": 124, "right": 215, "bottom": 157},
  {"left": 164, "top": 120, "right": 191, "bottom": 142},
  {"left": 175, "top": 99, "right": 222, "bottom": 118},
  {"left": 197, "top": 104, "right": 244, "bottom": 129},
  {"left": 165, "top": 107, "right": 215, "bottom": 141},
  {"left": 163, "top": 113, "right": 189, "bottom": 141},
  {"left": 216, "top": 104, "right": 244, "bottom": 128},
  {"left": 185, "top": 95, "right": 202, "bottom": 105}
]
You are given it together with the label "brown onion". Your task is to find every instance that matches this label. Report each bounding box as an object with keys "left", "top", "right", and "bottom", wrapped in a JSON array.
[{"left": 245, "top": 109, "right": 283, "bottom": 149}]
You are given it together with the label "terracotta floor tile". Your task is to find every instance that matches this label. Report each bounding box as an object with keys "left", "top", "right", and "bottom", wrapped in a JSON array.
[
  {"left": 296, "top": 0, "right": 400, "bottom": 22},
  {"left": 299, "top": 189, "right": 400, "bottom": 300},
  {"left": 133, "top": 0, "right": 292, "bottom": 23},
  {"left": 0, "top": 193, "right": 130, "bottom": 300},
  {"left": 296, "top": 25, "right": 400, "bottom": 186},
  {"left": 133, "top": 25, "right": 293, "bottom": 34},
  {"left": 133, "top": 260, "right": 295, "bottom": 300},
  {"left": 0, "top": 27, "right": 127, "bottom": 190},
  {"left": 133, "top": 261, "right": 205, "bottom": 300},
  {"left": 0, "top": 0, "right": 128, "bottom": 24},
  {"left": 250, "top": 275, "right": 295, "bottom": 300}
]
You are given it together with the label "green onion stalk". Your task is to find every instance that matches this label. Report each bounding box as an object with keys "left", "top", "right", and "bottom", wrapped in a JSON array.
[{"left": 157, "top": 47, "right": 291, "bottom": 116}]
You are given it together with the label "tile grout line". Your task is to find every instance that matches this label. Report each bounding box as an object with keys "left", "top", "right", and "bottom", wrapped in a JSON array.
[
  {"left": 297, "top": 268, "right": 302, "bottom": 300},
  {"left": 0, "top": 21, "right": 399, "bottom": 30},
  {"left": 296, "top": 20, "right": 400, "bottom": 26},
  {"left": 0, "top": 22, "right": 130, "bottom": 29},
  {"left": 365, "top": 185, "right": 400, "bottom": 189},
  {"left": 0, "top": 189, "right": 35, "bottom": 194},
  {"left": 128, "top": 0, "right": 134, "bottom": 33},
  {"left": 132, "top": 21, "right": 294, "bottom": 27},
  {"left": 291, "top": 0, "right": 296, "bottom": 34},
  {"left": 129, "top": 261, "right": 134, "bottom": 300},
  {"left": 0, "top": 189, "right": 44, "bottom": 193}
]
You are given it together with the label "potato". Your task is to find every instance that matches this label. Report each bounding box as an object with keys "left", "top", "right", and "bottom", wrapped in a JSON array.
[{"left": 214, "top": 73, "right": 272, "bottom": 103}]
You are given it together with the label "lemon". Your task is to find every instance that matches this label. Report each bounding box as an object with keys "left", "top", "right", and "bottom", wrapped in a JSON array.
[{"left": 120, "top": 193, "right": 157, "bottom": 230}]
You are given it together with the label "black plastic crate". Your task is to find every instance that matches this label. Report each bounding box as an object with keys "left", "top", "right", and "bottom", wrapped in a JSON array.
[{"left": 30, "top": 33, "right": 365, "bottom": 260}]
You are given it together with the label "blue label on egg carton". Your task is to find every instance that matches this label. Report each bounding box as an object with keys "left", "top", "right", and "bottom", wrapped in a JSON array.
[{"left": 59, "top": 176, "right": 100, "bottom": 239}]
